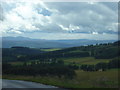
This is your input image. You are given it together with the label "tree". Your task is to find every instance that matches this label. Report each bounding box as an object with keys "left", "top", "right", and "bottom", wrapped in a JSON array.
[
  {"left": 95, "top": 62, "right": 108, "bottom": 71},
  {"left": 108, "top": 58, "right": 120, "bottom": 69},
  {"left": 80, "top": 65, "right": 88, "bottom": 71}
]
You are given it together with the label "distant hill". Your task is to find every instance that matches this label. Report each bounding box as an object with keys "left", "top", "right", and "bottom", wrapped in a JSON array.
[
  {"left": 2, "top": 47, "right": 44, "bottom": 62},
  {"left": 2, "top": 36, "right": 116, "bottom": 48},
  {"left": 2, "top": 40, "right": 119, "bottom": 62}
]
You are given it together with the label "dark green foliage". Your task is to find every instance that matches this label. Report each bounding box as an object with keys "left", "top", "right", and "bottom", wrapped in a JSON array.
[
  {"left": 2, "top": 48, "right": 43, "bottom": 56},
  {"left": 94, "top": 47, "right": 119, "bottom": 59},
  {"left": 2, "top": 41, "right": 119, "bottom": 63},
  {"left": 68, "top": 64, "right": 79, "bottom": 70},
  {"left": 2, "top": 48, "right": 44, "bottom": 62},
  {"left": 2, "top": 61, "right": 76, "bottom": 79},
  {"left": 113, "top": 40, "right": 120, "bottom": 46},
  {"left": 2, "top": 41, "right": 120, "bottom": 79},
  {"left": 80, "top": 65, "right": 95, "bottom": 71},
  {"left": 80, "top": 58, "right": 120, "bottom": 71},
  {"left": 108, "top": 58, "right": 120, "bottom": 69},
  {"left": 95, "top": 62, "right": 108, "bottom": 71},
  {"left": 11, "top": 46, "right": 29, "bottom": 49},
  {"left": 57, "top": 60, "right": 64, "bottom": 65}
]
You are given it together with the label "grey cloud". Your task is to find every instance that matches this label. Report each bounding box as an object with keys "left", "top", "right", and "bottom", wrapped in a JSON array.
[
  {"left": 44, "top": 2, "right": 117, "bottom": 34},
  {"left": 0, "top": 5, "right": 4, "bottom": 21},
  {"left": 0, "top": 1, "right": 118, "bottom": 40}
]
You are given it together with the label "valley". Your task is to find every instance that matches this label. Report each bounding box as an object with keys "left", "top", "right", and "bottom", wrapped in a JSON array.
[{"left": 2, "top": 40, "right": 120, "bottom": 88}]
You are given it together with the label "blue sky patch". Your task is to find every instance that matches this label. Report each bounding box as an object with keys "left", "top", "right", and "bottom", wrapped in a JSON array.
[{"left": 38, "top": 8, "right": 52, "bottom": 16}]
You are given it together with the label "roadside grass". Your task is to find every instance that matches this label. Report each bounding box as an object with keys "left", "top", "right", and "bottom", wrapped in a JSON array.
[
  {"left": 2, "top": 75, "right": 81, "bottom": 88},
  {"left": 3, "top": 69, "right": 119, "bottom": 88},
  {"left": 75, "top": 69, "right": 119, "bottom": 88}
]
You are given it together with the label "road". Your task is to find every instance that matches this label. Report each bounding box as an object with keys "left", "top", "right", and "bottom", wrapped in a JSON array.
[{"left": 2, "top": 79, "right": 58, "bottom": 88}]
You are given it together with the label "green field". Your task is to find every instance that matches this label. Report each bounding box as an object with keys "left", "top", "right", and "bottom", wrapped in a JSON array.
[
  {"left": 3, "top": 41, "right": 119, "bottom": 88},
  {"left": 9, "top": 62, "right": 24, "bottom": 66},
  {"left": 41, "top": 48, "right": 61, "bottom": 51},
  {"left": 3, "top": 69, "right": 119, "bottom": 88},
  {"left": 60, "top": 57, "right": 111, "bottom": 65},
  {"left": 9, "top": 57, "right": 112, "bottom": 66}
]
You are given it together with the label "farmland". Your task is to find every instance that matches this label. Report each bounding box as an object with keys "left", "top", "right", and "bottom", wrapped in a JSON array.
[{"left": 2, "top": 41, "right": 120, "bottom": 88}]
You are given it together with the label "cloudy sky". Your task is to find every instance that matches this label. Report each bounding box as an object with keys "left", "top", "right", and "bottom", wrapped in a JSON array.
[{"left": 0, "top": 0, "right": 118, "bottom": 40}]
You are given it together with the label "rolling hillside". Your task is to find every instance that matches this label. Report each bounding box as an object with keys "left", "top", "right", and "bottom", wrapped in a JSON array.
[{"left": 2, "top": 40, "right": 119, "bottom": 63}]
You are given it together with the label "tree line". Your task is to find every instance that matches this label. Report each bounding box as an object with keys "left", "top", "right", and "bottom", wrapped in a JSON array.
[
  {"left": 80, "top": 58, "right": 120, "bottom": 71},
  {"left": 2, "top": 57, "right": 119, "bottom": 80},
  {"left": 2, "top": 60, "right": 76, "bottom": 79}
]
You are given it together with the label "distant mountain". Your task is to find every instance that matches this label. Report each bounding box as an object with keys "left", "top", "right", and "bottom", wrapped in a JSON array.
[
  {"left": 2, "top": 36, "right": 116, "bottom": 48},
  {"left": 2, "top": 36, "right": 31, "bottom": 41}
]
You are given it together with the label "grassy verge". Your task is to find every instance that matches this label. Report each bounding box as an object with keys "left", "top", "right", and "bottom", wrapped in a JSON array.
[{"left": 2, "top": 69, "right": 119, "bottom": 88}]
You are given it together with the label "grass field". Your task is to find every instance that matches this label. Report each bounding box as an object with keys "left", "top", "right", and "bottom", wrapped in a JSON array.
[
  {"left": 9, "top": 62, "right": 24, "bottom": 66},
  {"left": 9, "top": 57, "right": 112, "bottom": 66},
  {"left": 3, "top": 69, "right": 119, "bottom": 88},
  {"left": 61, "top": 57, "right": 111, "bottom": 65},
  {"left": 41, "top": 48, "right": 61, "bottom": 52}
]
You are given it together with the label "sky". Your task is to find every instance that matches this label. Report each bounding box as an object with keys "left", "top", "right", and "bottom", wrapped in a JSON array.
[{"left": 0, "top": 0, "right": 119, "bottom": 40}]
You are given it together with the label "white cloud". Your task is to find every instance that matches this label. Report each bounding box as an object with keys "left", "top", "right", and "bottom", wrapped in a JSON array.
[
  {"left": 10, "top": 30, "right": 23, "bottom": 34},
  {"left": 0, "top": 1, "right": 118, "bottom": 40},
  {"left": 1, "top": 1, "right": 50, "bottom": 33},
  {"left": 59, "top": 24, "right": 80, "bottom": 31},
  {"left": 92, "top": 31, "right": 98, "bottom": 35},
  {"left": 59, "top": 25, "right": 69, "bottom": 31}
]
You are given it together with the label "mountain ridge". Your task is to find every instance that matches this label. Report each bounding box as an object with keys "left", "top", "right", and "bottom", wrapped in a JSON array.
[{"left": 2, "top": 36, "right": 116, "bottom": 48}]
